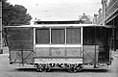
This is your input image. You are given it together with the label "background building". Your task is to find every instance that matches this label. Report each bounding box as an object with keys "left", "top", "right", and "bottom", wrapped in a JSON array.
[
  {"left": 95, "top": 0, "right": 118, "bottom": 50},
  {"left": 80, "top": 13, "right": 92, "bottom": 24}
]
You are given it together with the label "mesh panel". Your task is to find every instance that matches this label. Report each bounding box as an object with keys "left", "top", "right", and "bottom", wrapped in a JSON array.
[
  {"left": 66, "top": 28, "right": 81, "bottom": 44},
  {"left": 6, "top": 27, "right": 33, "bottom": 51},
  {"left": 36, "top": 28, "right": 50, "bottom": 44},
  {"left": 51, "top": 28, "right": 65, "bottom": 44}
]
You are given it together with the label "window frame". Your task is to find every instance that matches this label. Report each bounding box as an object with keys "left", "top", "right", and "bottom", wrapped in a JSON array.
[{"left": 35, "top": 27, "right": 82, "bottom": 45}]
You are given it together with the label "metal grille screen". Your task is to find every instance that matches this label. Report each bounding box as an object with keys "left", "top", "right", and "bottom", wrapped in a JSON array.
[
  {"left": 6, "top": 27, "right": 33, "bottom": 50},
  {"left": 36, "top": 28, "right": 50, "bottom": 44},
  {"left": 66, "top": 28, "right": 81, "bottom": 44},
  {"left": 51, "top": 28, "right": 65, "bottom": 44}
]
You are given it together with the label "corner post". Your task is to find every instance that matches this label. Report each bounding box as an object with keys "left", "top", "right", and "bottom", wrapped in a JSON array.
[{"left": 0, "top": 1, "right": 3, "bottom": 54}]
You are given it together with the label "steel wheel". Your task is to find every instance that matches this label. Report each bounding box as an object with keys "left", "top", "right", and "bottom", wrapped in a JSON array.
[
  {"left": 68, "top": 67, "right": 78, "bottom": 72},
  {"left": 76, "top": 66, "right": 82, "bottom": 72},
  {"left": 67, "top": 64, "right": 76, "bottom": 72},
  {"left": 36, "top": 64, "right": 44, "bottom": 72},
  {"left": 45, "top": 68, "right": 51, "bottom": 72},
  {"left": 68, "top": 64, "right": 82, "bottom": 72}
]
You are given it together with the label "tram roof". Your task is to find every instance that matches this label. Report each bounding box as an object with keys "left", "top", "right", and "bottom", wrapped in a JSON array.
[{"left": 5, "top": 24, "right": 114, "bottom": 28}]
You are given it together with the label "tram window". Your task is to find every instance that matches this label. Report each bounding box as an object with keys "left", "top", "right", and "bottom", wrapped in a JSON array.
[
  {"left": 66, "top": 28, "right": 81, "bottom": 44},
  {"left": 36, "top": 28, "right": 50, "bottom": 44},
  {"left": 83, "top": 27, "right": 101, "bottom": 45},
  {"left": 51, "top": 28, "right": 65, "bottom": 44},
  {"left": 83, "top": 27, "right": 95, "bottom": 45}
]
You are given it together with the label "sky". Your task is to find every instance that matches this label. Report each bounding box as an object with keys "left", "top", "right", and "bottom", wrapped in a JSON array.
[{"left": 7, "top": 0, "right": 102, "bottom": 21}]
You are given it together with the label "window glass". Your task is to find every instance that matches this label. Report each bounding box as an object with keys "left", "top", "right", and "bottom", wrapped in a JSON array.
[
  {"left": 36, "top": 28, "right": 50, "bottom": 44},
  {"left": 66, "top": 28, "right": 81, "bottom": 44},
  {"left": 51, "top": 28, "right": 65, "bottom": 44}
]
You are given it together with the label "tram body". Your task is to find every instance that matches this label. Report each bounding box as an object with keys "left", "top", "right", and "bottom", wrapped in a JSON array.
[{"left": 5, "top": 23, "right": 113, "bottom": 72}]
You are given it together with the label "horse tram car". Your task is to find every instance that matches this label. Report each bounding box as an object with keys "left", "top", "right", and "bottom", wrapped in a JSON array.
[{"left": 5, "top": 20, "right": 114, "bottom": 72}]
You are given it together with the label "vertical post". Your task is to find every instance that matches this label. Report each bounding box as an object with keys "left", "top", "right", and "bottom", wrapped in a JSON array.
[
  {"left": 0, "top": 1, "right": 3, "bottom": 54},
  {"left": 101, "top": 0, "right": 108, "bottom": 25},
  {"left": 49, "top": 28, "right": 52, "bottom": 56},
  {"left": 33, "top": 28, "right": 36, "bottom": 51},
  {"left": 81, "top": 27, "right": 84, "bottom": 66},
  {"left": 64, "top": 27, "right": 66, "bottom": 44},
  {"left": 94, "top": 27, "right": 97, "bottom": 68},
  {"left": 49, "top": 28, "right": 51, "bottom": 44},
  {"left": 64, "top": 27, "right": 67, "bottom": 57},
  {"left": 113, "top": 19, "right": 116, "bottom": 51},
  {"left": 113, "top": 28, "right": 116, "bottom": 51}
]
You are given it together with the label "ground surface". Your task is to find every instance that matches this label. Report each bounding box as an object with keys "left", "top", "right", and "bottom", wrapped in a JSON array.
[{"left": 0, "top": 47, "right": 118, "bottom": 77}]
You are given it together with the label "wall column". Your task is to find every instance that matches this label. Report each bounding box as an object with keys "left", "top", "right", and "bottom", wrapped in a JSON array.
[{"left": 101, "top": 0, "right": 108, "bottom": 25}]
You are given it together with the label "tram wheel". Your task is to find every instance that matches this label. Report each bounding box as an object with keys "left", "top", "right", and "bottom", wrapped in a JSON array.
[
  {"left": 68, "top": 68, "right": 78, "bottom": 72},
  {"left": 68, "top": 65, "right": 82, "bottom": 72},
  {"left": 76, "top": 66, "right": 82, "bottom": 72},
  {"left": 36, "top": 64, "right": 44, "bottom": 72},
  {"left": 45, "top": 68, "right": 51, "bottom": 72}
]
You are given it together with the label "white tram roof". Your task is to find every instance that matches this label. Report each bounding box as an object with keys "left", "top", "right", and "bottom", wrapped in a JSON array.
[{"left": 5, "top": 24, "right": 114, "bottom": 28}]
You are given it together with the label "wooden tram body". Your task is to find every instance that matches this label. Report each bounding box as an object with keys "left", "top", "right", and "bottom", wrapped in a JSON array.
[{"left": 5, "top": 22, "right": 113, "bottom": 72}]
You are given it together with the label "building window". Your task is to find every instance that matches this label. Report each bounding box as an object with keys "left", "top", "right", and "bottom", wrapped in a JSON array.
[
  {"left": 36, "top": 28, "right": 50, "bottom": 44},
  {"left": 51, "top": 28, "right": 65, "bottom": 44},
  {"left": 66, "top": 28, "right": 81, "bottom": 44}
]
